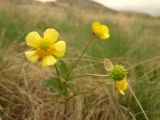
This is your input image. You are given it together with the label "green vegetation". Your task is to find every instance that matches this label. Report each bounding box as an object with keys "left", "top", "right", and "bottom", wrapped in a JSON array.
[{"left": 0, "top": 1, "right": 160, "bottom": 120}]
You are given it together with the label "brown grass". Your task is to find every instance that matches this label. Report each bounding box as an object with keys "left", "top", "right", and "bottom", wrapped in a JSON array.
[{"left": 0, "top": 1, "right": 160, "bottom": 120}]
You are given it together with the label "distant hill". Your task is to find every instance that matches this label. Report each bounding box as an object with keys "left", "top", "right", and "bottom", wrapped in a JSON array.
[
  {"left": 0, "top": 0, "right": 116, "bottom": 13},
  {"left": 35, "top": 0, "right": 154, "bottom": 17},
  {"left": 57, "top": 0, "right": 115, "bottom": 11},
  {"left": 38, "top": 0, "right": 117, "bottom": 14},
  {"left": 1, "top": 0, "right": 156, "bottom": 17}
]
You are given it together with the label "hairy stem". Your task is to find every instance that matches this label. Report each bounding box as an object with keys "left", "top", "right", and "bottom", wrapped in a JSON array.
[
  {"left": 114, "top": 82, "right": 118, "bottom": 120},
  {"left": 128, "top": 84, "right": 149, "bottom": 120},
  {"left": 55, "top": 64, "right": 62, "bottom": 90},
  {"left": 69, "top": 38, "right": 94, "bottom": 76},
  {"left": 69, "top": 74, "right": 108, "bottom": 80}
]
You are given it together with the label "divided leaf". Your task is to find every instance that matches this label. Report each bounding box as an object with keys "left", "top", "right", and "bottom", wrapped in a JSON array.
[
  {"left": 57, "top": 59, "right": 71, "bottom": 80},
  {"left": 43, "top": 78, "right": 61, "bottom": 90}
]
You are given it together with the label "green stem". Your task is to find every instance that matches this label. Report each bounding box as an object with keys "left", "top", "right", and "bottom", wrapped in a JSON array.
[
  {"left": 69, "top": 74, "right": 108, "bottom": 80},
  {"left": 55, "top": 64, "right": 62, "bottom": 90},
  {"left": 128, "top": 84, "right": 149, "bottom": 120},
  {"left": 69, "top": 38, "right": 94, "bottom": 76},
  {"left": 114, "top": 81, "right": 118, "bottom": 120}
]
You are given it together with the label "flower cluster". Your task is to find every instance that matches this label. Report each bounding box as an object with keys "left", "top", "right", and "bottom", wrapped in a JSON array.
[
  {"left": 24, "top": 21, "right": 128, "bottom": 96},
  {"left": 21, "top": 20, "right": 148, "bottom": 120}
]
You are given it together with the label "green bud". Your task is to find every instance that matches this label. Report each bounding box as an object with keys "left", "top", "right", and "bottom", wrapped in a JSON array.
[{"left": 108, "top": 65, "right": 127, "bottom": 81}]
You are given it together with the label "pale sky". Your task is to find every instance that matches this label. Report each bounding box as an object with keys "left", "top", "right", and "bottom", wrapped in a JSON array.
[
  {"left": 92, "top": 0, "right": 160, "bottom": 7},
  {"left": 92, "top": 0, "right": 160, "bottom": 16},
  {"left": 35, "top": 0, "right": 56, "bottom": 2}
]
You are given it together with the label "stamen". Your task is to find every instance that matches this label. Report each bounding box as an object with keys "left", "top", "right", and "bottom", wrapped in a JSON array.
[{"left": 40, "top": 41, "right": 49, "bottom": 51}]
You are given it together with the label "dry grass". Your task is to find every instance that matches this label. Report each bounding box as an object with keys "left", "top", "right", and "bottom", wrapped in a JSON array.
[
  {"left": 0, "top": 1, "right": 160, "bottom": 120},
  {"left": 0, "top": 49, "right": 135, "bottom": 120}
]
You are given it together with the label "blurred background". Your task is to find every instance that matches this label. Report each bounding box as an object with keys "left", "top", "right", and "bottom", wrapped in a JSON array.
[
  {"left": 0, "top": 0, "right": 160, "bottom": 120},
  {"left": 93, "top": 0, "right": 160, "bottom": 16}
]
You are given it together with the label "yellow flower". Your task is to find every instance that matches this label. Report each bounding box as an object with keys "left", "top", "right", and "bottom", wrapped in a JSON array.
[
  {"left": 25, "top": 28, "right": 66, "bottom": 67},
  {"left": 92, "top": 21, "right": 110, "bottom": 40},
  {"left": 116, "top": 78, "right": 128, "bottom": 95}
]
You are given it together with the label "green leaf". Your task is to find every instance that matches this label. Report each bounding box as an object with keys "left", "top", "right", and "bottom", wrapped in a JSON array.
[
  {"left": 0, "top": 56, "right": 4, "bottom": 66},
  {"left": 62, "top": 83, "right": 71, "bottom": 97},
  {"left": 74, "top": 87, "right": 81, "bottom": 94},
  {"left": 43, "top": 78, "right": 61, "bottom": 90},
  {"left": 57, "top": 59, "right": 71, "bottom": 79}
]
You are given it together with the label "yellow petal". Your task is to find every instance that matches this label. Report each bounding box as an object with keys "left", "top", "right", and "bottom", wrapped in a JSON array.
[
  {"left": 42, "top": 55, "right": 57, "bottom": 67},
  {"left": 44, "top": 28, "right": 59, "bottom": 43},
  {"left": 25, "top": 51, "right": 39, "bottom": 62},
  {"left": 116, "top": 79, "right": 128, "bottom": 95},
  {"left": 92, "top": 21, "right": 101, "bottom": 32},
  {"left": 26, "top": 32, "right": 41, "bottom": 48},
  {"left": 99, "top": 25, "right": 110, "bottom": 40},
  {"left": 52, "top": 41, "right": 66, "bottom": 57},
  {"left": 101, "top": 33, "right": 110, "bottom": 40},
  {"left": 101, "top": 25, "right": 109, "bottom": 33}
]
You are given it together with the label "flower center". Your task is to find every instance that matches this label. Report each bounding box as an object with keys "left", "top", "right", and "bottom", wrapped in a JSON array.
[
  {"left": 36, "top": 40, "right": 53, "bottom": 57},
  {"left": 40, "top": 41, "right": 49, "bottom": 51}
]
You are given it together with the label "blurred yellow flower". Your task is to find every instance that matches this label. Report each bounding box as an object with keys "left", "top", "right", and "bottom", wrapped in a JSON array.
[
  {"left": 25, "top": 28, "right": 66, "bottom": 67},
  {"left": 92, "top": 21, "right": 110, "bottom": 40},
  {"left": 116, "top": 78, "right": 128, "bottom": 95}
]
